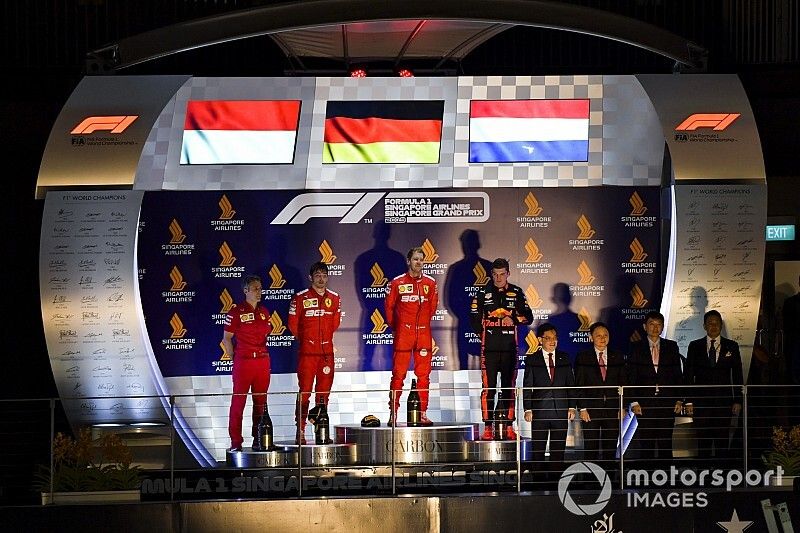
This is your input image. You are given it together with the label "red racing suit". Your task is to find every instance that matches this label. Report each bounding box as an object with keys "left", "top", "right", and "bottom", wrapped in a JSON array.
[
  {"left": 287, "top": 288, "right": 342, "bottom": 431},
  {"left": 385, "top": 272, "right": 438, "bottom": 412},
  {"left": 224, "top": 301, "right": 272, "bottom": 448}
]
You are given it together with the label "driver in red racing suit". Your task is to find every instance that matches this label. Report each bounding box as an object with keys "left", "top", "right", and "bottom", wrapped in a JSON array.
[
  {"left": 288, "top": 261, "right": 342, "bottom": 445},
  {"left": 385, "top": 246, "right": 439, "bottom": 426}
]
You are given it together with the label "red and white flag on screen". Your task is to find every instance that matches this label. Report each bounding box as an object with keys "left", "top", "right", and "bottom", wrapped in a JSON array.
[{"left": 180, "top": 100, "right": 301, "bottom": 165}]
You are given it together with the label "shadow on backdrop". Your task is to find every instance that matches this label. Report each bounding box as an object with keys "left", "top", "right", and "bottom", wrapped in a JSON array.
[
  {"left": 444, "top": 229, "right": 493, "bottom": 370},
  {"left": 264, "top": 234, "right": 304, "bottom": 373},
  {"left": 547, "top": 282, "right": 583, "bottom": 365},
  {"left": 354, "top": 221, "right": 406, "bottom": 371}
]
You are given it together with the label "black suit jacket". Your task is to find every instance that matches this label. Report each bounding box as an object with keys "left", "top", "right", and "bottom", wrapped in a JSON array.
[
  {"left": 574, "top": 348, "right": 626, "bottom": 411},
  {"left": 522, "top": 348, "right": 574, "bottom": 412},
  {"left": 684, "top": 336, "right": 743, "bottom": 405},
  {"left": 626, "top": 338, "right": 683, "bottom": 403}
]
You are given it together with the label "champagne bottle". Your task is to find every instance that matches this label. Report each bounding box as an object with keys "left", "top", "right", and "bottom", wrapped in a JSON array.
[
  {"left": 256, "top": 408, "right": 274, "bottom": 451},
  {"left": 407, "top": 379, "right": 422, "bottom": 427},
  {"left": 314, "top": 403, "right": 332, "bottom": 445},
  {"left": 494, "top": 410, "right": 508, "bottom": 441}
]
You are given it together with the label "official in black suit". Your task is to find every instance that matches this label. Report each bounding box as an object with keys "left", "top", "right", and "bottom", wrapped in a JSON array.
[
  {"left": 523, "top": 323, "right": 575, "bottom": 465},
  {"left": 575, "top": 322, "right": 627, "bottom": 462},
  {"left": 684, "top": 310, "right": 743, "bottom": 459},
  {"left": 627, "top": 311, "right": 683, "bottom": 462},
  {"left": 783, "top": 277, "right": 800, "bottom": 385}
]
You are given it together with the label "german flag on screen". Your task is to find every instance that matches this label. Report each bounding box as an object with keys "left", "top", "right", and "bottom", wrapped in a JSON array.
[{"left": 323, "top": 100, "right": 444, "bottom": 164}]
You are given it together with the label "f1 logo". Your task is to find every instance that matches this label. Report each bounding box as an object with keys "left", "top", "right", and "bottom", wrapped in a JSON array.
[
  {"left": 271, "top": 192, "right": 384, "bottom": 224},
  {"left": 71, "top": 115, "right": 139, "bottom": 135},
  {"left": 271, "top": 191, "right": 490, "bottom": 225},
  {"left": 675, "top": 113, "right": 740, "bottom": 132}
]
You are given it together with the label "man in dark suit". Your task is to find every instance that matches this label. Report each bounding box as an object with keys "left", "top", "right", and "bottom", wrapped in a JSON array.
[
  {"left": 783, "top": 276, "right": 800, "bottom": 384},
  {"left": 684, "top": 310, "right": 743, "bottom": 459},
  {"left": 627, "top": 311, "right": 683, "bottom": 463},
  {"left": 523, "top": 323, "right": 575, "bottom": 467},
  {"left": 575, "top": 322, "right": 627, "bottom": 462}
]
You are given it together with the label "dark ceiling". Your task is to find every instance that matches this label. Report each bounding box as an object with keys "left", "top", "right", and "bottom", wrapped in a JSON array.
[{"left": 2, "top": 0, "right": 798, "bottom": 78}]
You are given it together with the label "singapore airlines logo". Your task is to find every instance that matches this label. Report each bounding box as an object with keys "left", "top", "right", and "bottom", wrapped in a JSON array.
[
  {"left": 169, "top": 313, "right": 187, "bottom": 338},
  {"left": 319, "top": 240, "right": 337, "bottom": 264},
  {"left": 169, "top": 266, "right": 187, "bottom": 291},
  {"left": 370, "top": 309, "right": 389, "bottom": 334},
  {"left": 525, "top": 331, "right": 540, "bottom": 355},
  {"left": 524, "top": 239, "right": 543, "bottom": 263},
  {"left": 577, "top": 261, "right": 596, "bottom": 285},
  {"left": 218, "top": 242, "right": 236, "bottom": 267},
  {"left": 370, "top": 263, "right": 388, "bottom": 287},
  {"left": 524, "top": 192, "right": 543, "bottom": 217},
  {"left": 431, "top": 339, "right": 440, "bottom": 357},
  {"left": 219, "top": 341, "right": 232, "bottom": 361},
  {"left": 218, "top": 195, "right": 236, "bottom": 220},
  {"left": 163, "top": 219, "right": 194, "bottom": 255},
  {"left": 578, "top": 307, "right": 592, "bottom": 331},
  {"left": 269, "top": 264, "right": 286, "bottom": 289},
  {"left": 525, "top": 284, "right": 543, "bottom": 308},
  {"left": 630, "top": 330, "right": 642, "bottom": 343},
  {"left": 630, "top": 284, "right": 649, "bottom": 308},
  {"left": 219, "top": 289, "right": 234, "bottom": 314},
  {"left": 269, "top": 311, "right": 287, "bottom": 336},
  {"left": 473, "top": 263, "right": 490, "bottom": 286},
  {"left": 629, "top": 192, "right": 648, "bottom": 217},
  {"left": 576, "top": 215, "right": 596, "bottom": 239},
  {"left": 421, "top": 239, "right": 439, "bottom": 263},
  {"left": 629, "top": 238, "right": 648, "bottom": 262},
  {"left": 168, "top": 219, "right": 186, "bottom": 244}
]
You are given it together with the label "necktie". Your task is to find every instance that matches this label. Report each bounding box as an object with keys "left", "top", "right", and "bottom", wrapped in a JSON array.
[
  {"left": 548, "top": 352, "right": 555, "bottom": 384},
  {"left": 709, "top": 339, "right": 716, "bottom": 364},
  {"left": 599, "top": 351, "right": 606, "bottom": 381},
  {"left": 652, "top": 342, "right": 659, "bottom": 369}
]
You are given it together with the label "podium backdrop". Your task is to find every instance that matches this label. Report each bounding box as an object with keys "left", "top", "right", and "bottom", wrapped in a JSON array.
[{"left": 38, "top": 74, "right": 765, "bottom": 463}]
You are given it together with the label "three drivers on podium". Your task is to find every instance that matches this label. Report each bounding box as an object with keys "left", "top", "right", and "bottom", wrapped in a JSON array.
[{"left": 224, "top": 255, "right": 742, "bottom": 464}]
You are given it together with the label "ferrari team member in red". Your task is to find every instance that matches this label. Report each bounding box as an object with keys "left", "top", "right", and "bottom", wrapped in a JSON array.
[
  {"left": 385, "top": 246, "right": 439, "bottom": 426},
  {"left": 222, "top": 274, "right": 272, "bottom": 451},
  {"left": 288, "top": 261, "right": 342, "bottom": 444}
]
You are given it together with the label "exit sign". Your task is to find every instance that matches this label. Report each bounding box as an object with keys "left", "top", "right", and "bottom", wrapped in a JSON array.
[{"left": 766, "top": 225, "right": 795, "bottom": 241}]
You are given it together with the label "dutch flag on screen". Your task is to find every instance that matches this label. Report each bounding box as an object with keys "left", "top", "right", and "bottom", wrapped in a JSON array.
[{"left": 468, "top": 99, "right": 590, "bottom": 163}]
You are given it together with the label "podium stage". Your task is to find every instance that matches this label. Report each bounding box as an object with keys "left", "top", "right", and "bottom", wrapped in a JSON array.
[{"left": 227, "top": 423, "right": 534, "bottom": 467}]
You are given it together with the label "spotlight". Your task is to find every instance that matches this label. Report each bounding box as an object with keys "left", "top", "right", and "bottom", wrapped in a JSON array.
[
  {"left": 350, "top": 67, "right": 367, "bottom": 78},
  {"left": 397, "top": 68, "right": 414, "bottom": 78}
]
